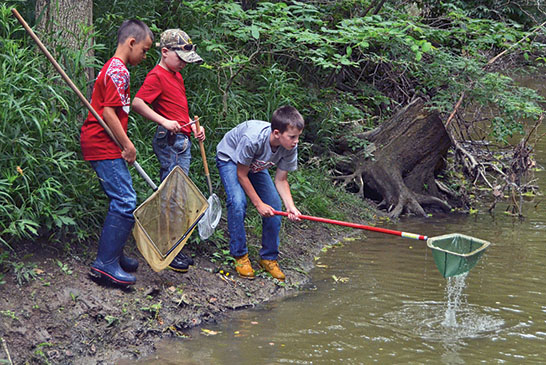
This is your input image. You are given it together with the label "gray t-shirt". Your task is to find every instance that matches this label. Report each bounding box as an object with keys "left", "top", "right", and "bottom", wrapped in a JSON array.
[{"left": 216, "top": 120, "right": 298, "bottom": 173}]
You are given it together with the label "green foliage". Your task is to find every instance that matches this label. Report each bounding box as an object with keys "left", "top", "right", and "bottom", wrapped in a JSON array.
[
  {"left": 0, "top": 310, "right": 19, "bottom": 322},
  {"left": 33, "top": 342, "right": 53, "bottom": 364},
  {"left": 211, "top": 248, "right": 235, "bottom": 266},
  {"left": 0, "top": 4, "right": 106, "bottom": 248},
  {"left": 104, "top": 315, "right": 119, "bottom": 327},
  {"left": 56, "top": 260, "right": 73, "bottom": 275},
  {"left": 0, "top": 260, "right": 6, "bottom": 285},
  {"left": 288, "top": 167, "right": 372, "bottom": 222},
  {"left": 12, "top": 260, "right": 38, "bottom": 286},
  {"left": 417, "top": 0, "right": 545, "bottom": 29},
  {"left": 140, "top": 300, "right": 162, "bottom": 320}
]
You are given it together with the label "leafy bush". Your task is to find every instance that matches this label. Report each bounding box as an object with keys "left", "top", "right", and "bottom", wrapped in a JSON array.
[
  {"left": 1, "top": 0, "right": 544, "bottom": 251},
  {"left": 0, "top": 5, "right": 105, "bottom": 248}
]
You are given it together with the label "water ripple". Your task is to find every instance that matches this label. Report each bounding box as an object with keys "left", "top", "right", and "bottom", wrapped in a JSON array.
[{"left": 375, "top": 300, "right": 505, "bottom": 342}]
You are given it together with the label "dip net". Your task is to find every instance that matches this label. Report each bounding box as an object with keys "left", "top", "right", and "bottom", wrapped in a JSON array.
[
  {"left": 427, "top": 233, "right": 491, "bottom": 278},
  {"left": 133, "top": 166, "right": 208, "bottom": 272}
]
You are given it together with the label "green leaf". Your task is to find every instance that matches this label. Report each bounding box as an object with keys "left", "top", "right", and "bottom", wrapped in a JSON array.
[
  {"left": 358, "top": 40, "right": 369, "bottom": 49},
  {"left": 421, "top": 41, "right": 432, "bottom": 52},
  {"left": 250, "top": 25, "right": 260, "bottom": 40}
]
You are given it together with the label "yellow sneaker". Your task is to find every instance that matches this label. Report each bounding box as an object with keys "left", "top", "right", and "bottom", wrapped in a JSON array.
[
  {"left": 258, "top": 259, "right": 286, "bottom": 281},
  {"left": 234, "top": 254, "right": 255, "bottom": 279}
]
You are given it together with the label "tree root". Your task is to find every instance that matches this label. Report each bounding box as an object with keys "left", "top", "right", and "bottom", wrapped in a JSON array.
[
  {"left": 332, "top": 162, "right": 366, "bottom": 196},
  {"left": 416, "top": 193, "right": 452, "bottom": 212},
  {"left": 386, "top": 190, "right": 452, "bottom": 219}
]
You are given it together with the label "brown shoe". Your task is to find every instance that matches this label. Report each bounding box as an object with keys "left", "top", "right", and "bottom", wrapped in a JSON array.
[
  {"left": 258, "top": 259, "right": 286, "bottom": 281},
  {"left": 234, "top": 254, "right": 255, "bottom": 279}
]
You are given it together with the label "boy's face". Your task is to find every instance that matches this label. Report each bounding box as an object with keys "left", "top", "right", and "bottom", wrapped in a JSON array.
[
  {"left": 162, "top": 48, "right": 187, "bottom": 72},
  {"left": 273, "top": 125, "right": 302, "bottom": 150},
  {"left": 127, "top": 35, "right": 153, "bottom": 66}
]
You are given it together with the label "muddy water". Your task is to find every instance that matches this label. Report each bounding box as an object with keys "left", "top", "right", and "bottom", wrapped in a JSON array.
[{"left": 131, "top": 79, "right": 546, "bottom": 364}]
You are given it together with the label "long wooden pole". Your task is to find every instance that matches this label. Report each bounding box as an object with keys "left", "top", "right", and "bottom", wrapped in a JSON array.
[
  {"left": 11, "top": 8, "right": 157, "bottom": 191},
  {"left": 194, "top": 116, "right": 213, "bottom": 195},
  {"left": 273, "top": 210, "right": 427, "bottom": 240}
]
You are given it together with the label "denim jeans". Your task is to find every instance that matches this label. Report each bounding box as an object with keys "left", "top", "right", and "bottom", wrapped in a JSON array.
[
  {"left": 90, "top": 159, "right": 137, "bottom": 219},
  {"left": 153, "top": 125, "right": 191, "bottom": 181},
  {"left": 216, "top": 158, "right": 282, "bottom": 260}
]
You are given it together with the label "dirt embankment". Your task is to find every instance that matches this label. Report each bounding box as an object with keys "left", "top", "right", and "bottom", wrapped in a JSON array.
[{"left": 0, "top": 214, "right": 362, "bottom": 364}]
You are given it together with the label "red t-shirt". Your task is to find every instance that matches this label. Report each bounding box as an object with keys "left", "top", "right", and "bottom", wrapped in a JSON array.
[
  {"left": 134, "top": 65, "right": 191, "bottom": 136},
  {"left": 80, "top": 57, "right": 130, "bottom": 161}
]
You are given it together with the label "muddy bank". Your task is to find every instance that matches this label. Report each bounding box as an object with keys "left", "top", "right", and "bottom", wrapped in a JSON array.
[{"left": 0, "top": 210, "right": 367, "bottom": 364}]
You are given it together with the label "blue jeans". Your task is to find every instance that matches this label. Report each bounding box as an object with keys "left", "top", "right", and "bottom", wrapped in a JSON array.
[
  {"left": 216, "top": 158, "right": 282, "bottom": 260},
  {"left": 153, "top": 125, "right": 191, "bottom": 181},
  {"left": 90, "top": 159, "right": 137, "bottom": 219}
]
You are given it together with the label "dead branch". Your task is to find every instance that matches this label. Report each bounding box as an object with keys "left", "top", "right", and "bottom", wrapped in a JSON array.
[{"left": 487, "top": 19, "right": 546, "bottom": 65}]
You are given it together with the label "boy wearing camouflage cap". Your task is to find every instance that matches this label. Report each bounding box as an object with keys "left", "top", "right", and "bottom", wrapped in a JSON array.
[{"left": 132, "top": 29, "right": 205, "bottom": 272}]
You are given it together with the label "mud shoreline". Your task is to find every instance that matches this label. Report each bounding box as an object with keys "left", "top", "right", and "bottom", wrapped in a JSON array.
[{"left": 0, "top": 213, "right": 364, "bottom": 364}]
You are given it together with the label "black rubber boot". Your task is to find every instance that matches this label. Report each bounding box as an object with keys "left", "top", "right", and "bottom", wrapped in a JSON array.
[
  {"left": 120, "top": 255, "right": 139, "bottom": 272},
  {"left": 91, "top": 213, "right": 136, "bottom": 285},
  {"left": 168, "top": 252, "right": 193, "bottom": 272},
  {"left": 179, "top": 251, "right": 194, "bottom": 266}
]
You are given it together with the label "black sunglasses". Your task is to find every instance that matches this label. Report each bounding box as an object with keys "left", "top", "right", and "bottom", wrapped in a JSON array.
[{"left": 168, "top": 44, "right": 196, "bottom": 52}]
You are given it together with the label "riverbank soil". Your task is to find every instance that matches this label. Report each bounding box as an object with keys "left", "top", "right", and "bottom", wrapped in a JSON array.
[{"left": 0, "top": 214, "right": 360, "bottom": 364}]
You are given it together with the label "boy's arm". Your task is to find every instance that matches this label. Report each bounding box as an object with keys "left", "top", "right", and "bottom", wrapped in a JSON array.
[
  {"left": 132, "top": 97, "right": 180, "bottom": 133},
  {"left": 103, "top": 106, "right": 136, "bottom": 164},
  {"left": 237, "top": 164, "right": 275, "bottom": 217},
  {"left": 274, "top": 169, "right": 301, "bottom": 221}
]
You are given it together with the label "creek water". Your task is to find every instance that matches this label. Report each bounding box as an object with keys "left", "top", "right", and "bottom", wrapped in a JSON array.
[{"left": 131, "top": 77, "right": 546, "bottom": 364}]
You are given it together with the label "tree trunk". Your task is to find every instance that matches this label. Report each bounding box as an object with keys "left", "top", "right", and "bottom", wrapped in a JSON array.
[
  {"left": 335, "top": 98, "right": 452, "bottom": 218},
  {"left": 35, "top": 0, "right": 94, "bottom": 95}
]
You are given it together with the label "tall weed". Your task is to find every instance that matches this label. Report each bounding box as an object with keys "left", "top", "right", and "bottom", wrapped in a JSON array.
[{"left": 0, "top": 5, "right": 104, "bottom": 248}]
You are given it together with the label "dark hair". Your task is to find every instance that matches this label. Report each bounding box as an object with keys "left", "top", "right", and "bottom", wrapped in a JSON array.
[
  {"left": 117, "top": 19, "right": 154, "bottom": 45},
  {"left": 271, "top": 105, "right": 304, "bottom": 133}
]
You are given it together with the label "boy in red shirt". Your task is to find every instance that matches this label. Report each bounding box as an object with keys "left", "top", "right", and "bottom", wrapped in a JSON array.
[
  {"left": 132, "top": 29, "right": 205, "bottom": 273},
  {"left": 81, "top": 19, "right": 153, "bottom": 285}
]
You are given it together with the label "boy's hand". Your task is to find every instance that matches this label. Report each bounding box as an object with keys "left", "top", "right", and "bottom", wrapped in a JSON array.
[
  {"left": 122, "top": 143, "right": 137, "bottom": 164},
  {"left": 286, "top": 207, "right": 301, "bottom": 221},
  {"left": 102, "top": 106, "right": 136, "bottom": 164},
  {"left": 162, "top": 119, "right": 181, "bottom": 133},
  {"left": 256, "top": 202, "right": 275, "bottom": 217},
  {"left": 191, "top": 123, "right": 206, "bottom": 142}
]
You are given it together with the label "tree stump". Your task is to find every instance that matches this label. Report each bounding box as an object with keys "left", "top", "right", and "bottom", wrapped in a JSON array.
[{"left": 335, "top": 98, "right": 452, "bottom": 218}]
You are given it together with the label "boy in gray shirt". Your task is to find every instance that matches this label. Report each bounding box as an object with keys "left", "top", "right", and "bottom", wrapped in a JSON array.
[{"left": 216, "top": 106, "right": 304, "bottom": 280}]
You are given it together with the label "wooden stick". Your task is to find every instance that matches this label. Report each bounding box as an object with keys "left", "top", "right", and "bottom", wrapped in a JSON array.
[
  {"left": 1, "top": 338, "right": 13, "bottom": 365},
  {"left": 194, "top": 116, "right": 213, "bottom": 195},
  {"left": 445, "top": 91, "right": 465, "bottom": 128}
]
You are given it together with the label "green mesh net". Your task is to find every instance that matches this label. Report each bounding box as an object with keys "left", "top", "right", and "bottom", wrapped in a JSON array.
[{"left": 427, "top": 233, "right": 491, "bottom": 278}]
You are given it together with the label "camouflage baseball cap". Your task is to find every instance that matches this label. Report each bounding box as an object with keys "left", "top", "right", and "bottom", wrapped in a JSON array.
[{"left": 158, "top": 29, "right": 203, "bottom": 64}]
